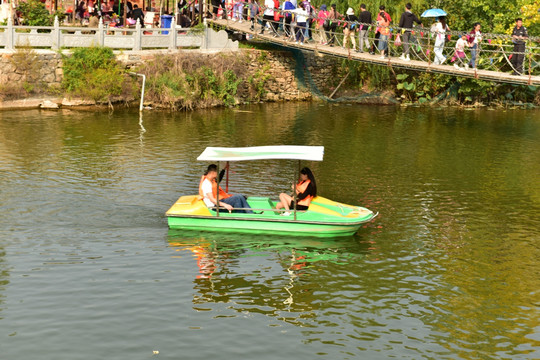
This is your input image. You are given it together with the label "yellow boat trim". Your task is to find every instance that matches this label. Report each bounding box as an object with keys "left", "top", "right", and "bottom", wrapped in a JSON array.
[{"left": 166, "top": 195, "right": 212, "bottom": 217}]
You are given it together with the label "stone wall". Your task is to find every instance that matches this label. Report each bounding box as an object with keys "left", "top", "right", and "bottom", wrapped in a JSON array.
[
  {"left": 0, "top": 51, "right": 63, "bottom": 87},
  {"left": 0, "top": 48, "right": 342, "bottom": 108}
]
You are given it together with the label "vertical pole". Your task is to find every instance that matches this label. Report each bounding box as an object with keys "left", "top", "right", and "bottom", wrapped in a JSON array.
[
  {"left": 528, "top": 49, "right": 532, "bottom": 85},
  {"left": 292, "top": 160, "right": 299, "bottom": 221},
  {"left": 216, "top": 162, "right": 220, "bottom": 217},
  {"left": 427, "top": 31, "right": 431, "bottom": 66},
  {"left": 123, "top": 0, "right": 127, "bottom": 26},
  {"left": 225, "top": 161, "right": 229, "bottom": 193}
]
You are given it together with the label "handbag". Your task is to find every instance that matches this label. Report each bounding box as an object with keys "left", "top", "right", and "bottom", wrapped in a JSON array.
[{"left": 394, "top": 34, "right": 402, "bottom": 46}]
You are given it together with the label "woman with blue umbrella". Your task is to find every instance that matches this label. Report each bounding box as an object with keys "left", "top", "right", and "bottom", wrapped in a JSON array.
[
  {"left": 422, "top": 9, "right": 449, "bottom": 65},
  {"left": 432, "top": 16, "right": 450, "bottom": 64}
]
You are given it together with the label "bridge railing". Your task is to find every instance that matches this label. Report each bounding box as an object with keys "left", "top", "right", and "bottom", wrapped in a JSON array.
[
  {"left": 0, "top": 16, "right": 206, "bottom": 51},
  {"left": 208, "top": 2, "right": 539, "bottom": 77}
]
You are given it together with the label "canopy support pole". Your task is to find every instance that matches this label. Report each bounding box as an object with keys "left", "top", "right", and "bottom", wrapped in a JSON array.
[
  {"left": 293, "top": 160, "right": 300, "bottom": 221},
  {"left": 225, "top": 161, "right": 229, "bottom": 193},
  {"left": 216, "top": 162, "right": 220, "bottom": 217}
]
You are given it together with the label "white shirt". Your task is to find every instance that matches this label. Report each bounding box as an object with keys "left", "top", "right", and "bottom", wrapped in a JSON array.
[
  {"left": 473, "top": 30, "right": 482, "bottom": 44},
  {"left": 263, "top": 0, "right": 274, "bottom": 16},
  {"left": 433, "top": 22, "right": 446, "bottom": 42},
  {"left": 291, "top": 8, "right": 308, "bottom": 22},
  {"left": 201, "top": 178, "right": 214, "bottom": 207},
  {"left": 456, "top": 38, "right": 466, "bottom": 52}
]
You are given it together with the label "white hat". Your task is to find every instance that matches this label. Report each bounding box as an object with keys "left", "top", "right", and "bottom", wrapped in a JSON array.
[{"left": 346, "top": 7, "right": 354, "bottom": 15}]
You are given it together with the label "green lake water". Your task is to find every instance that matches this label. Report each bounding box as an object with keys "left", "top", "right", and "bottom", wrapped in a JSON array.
[{"left": 0, "top": 104, "right": 539, "bottom": 359}]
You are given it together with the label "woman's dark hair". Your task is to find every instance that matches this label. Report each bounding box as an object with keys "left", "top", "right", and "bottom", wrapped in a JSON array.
[
  {"left": 439, "top": 16, "right": 446, "bottom": 28},
  {"left": 300, "top": 167, "right": 317, "bottom": 197},
  {"left": 472, "top": 22, "right": 480, "bottom": 29}
]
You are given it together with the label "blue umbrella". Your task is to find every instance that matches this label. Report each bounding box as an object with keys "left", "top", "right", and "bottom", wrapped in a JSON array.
[{"left": 421, "top": 8, "right": 447, "bottom": 18}]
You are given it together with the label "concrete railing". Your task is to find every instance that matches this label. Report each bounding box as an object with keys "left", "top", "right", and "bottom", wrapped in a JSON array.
[{"left": 0, "top": 16, "right": 238, "bottom": 51}]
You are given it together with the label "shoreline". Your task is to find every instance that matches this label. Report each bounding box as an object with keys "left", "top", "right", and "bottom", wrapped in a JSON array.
[{"left": 1, "top": 94, "right": 537, "bottom": 111}]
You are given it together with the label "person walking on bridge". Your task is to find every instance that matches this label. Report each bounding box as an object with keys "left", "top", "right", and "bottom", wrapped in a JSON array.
[
  {"left": 432, "top": 16, "right": 449, "bottom": 65},
  {"left": 260, "top": 0, "right": 279, "bottom": 36},
  {"left": 316, "top": 5, "right": 329, "bottom": 44},
  {"left": 511, "top": 18, "right": 528, "bottom": 76},
  {"left": 398, "top": 2, "right": 422, "bottom": 61},
  {"left": 467, "top": 23, "right": 482, "bottom": 69},
  {"left": 372, "top": 5, "right": 391, "bottom": 54},
  {"left": 357, "top": 4, "right": 371, "bottom": 53},
  {"left": 343, "top": 7, "right": 358, "bottom": 50},
  {"left": 283, "top": 0, "right": 296, "bottom": 38},
  {"left": 325, "top": 4, "right": 341, "bottom": 46}
]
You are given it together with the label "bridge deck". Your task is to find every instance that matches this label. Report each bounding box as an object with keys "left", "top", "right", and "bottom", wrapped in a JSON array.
[{"left": 209, "top": 19, "right": 540, "bottom": 87}]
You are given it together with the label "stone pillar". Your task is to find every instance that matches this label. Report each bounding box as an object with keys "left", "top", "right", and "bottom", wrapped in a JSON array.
[
  {"left": 134, "top": 21, "right": 142, "bottom": 51},
  {"left": 6, "top": 15, "right": 14, "bottom": 50},
  {"left": 168, "top": 17, "right": 177, "bottom": 50},
  {"left": 52, "top": 16, "right": 60, "bottom": 50},
  {"left": 97, "top": 17, "right": 104, "bottom": 46},
  {"left": 201, "top": 27, "right": 208, "bottom": 50}
]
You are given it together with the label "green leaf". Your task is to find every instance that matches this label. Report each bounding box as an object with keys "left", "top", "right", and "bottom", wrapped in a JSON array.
[
  {"left": 396, "top": 74, "right": 409, "bottom": 81},
  {"left": 404, "top": 82, "right": 416, "bottom": 91}
]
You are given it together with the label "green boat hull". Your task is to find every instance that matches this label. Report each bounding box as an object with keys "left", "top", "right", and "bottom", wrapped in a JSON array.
[
  {"left": 166, "top": 196, "right": 377, "bottom": 238},
  {"left": 167, "top": 216, "right": 368, "bottom": 237}
]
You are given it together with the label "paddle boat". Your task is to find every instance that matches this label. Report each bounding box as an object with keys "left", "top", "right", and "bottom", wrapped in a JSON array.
[{"left": 166, "top": 146, "right": 378, "bottom": 237}]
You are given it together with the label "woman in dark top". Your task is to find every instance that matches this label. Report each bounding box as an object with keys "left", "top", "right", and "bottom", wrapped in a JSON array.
[{"left": 276, "top": 167, "right": 317, "bottom": 215}]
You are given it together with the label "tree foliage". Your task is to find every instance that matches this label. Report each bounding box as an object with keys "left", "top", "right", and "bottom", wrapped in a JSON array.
[
  {"left": 309, "top": 0, "right": 539, "bottom": 35},
  {"left": 17, "top": 0, "right": 53, "bottom": 26}
]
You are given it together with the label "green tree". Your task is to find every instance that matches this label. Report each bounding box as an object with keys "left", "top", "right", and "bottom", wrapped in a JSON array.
[{"left": 17, "top": 0, "right": 53, "bottom": 26}]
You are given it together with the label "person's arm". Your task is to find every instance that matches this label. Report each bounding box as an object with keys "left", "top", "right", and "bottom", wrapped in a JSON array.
[
  {"left": 414, "top": 13, "right": 421, "bottom": 26},
  {"left": 206, "top": 191, "right": 233, "bottom": 212},
  {"left": 398, "top": 13, "right": 404, "bottom": 28}
]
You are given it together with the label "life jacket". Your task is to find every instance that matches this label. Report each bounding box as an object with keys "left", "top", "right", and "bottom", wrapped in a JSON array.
[
  {"left": 296, "top": 179, "right": 313, "bottom": 206},
  {"left": 198, "top": 175, "right": 232, "bottom": 200}
]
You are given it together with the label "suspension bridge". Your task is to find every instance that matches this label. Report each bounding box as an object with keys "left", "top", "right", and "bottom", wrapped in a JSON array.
[{"left": 208, "top": 15, "right": 540, "bottom": 87}]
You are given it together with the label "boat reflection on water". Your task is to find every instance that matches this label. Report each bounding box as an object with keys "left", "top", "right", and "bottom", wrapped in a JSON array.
[{"left": 167, "top": 229, "right": 373, "bottom": 324}]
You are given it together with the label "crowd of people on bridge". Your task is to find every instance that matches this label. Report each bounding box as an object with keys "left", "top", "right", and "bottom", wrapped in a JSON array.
[{"left": 210, "top": 0, "right": 532, "bottom": 76}]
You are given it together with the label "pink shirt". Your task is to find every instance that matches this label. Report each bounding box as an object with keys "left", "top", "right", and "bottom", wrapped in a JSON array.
[{"left": 317, "top": 10, "right": 328, "bottom": 26}]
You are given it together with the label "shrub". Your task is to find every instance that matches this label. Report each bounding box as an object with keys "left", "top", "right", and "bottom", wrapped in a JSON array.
[
  {"left": 62, "top": 47, "right": 128, "bottom": 103},
  {"left": 137, "top": 53, "right": 247, "bottom": 110}
]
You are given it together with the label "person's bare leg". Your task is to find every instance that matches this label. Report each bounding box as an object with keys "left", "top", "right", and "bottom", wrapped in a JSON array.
[{"left": 278, "top": 193, "right": 292, "bottom": 211}]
